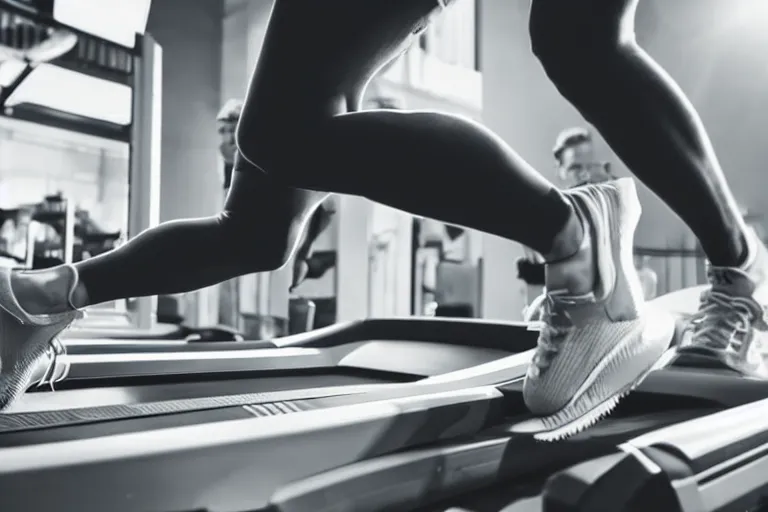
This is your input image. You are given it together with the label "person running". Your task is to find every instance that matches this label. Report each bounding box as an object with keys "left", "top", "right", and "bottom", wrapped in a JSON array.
[{"left": 1, "top": 0, "right": 765, "bottom": 441}]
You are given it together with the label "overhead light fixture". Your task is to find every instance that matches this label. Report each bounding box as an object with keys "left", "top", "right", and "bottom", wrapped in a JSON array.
[
  {"left": 53, "top": 0, "right": 153, "bottom": 48},
  {"left": 5, "top": 63, "right": 133, "bottom": 125}
]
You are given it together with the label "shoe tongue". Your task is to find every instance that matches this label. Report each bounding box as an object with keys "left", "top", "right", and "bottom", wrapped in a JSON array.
[{"left": 708, "top": 266, "right": 755, "bottom": 297}]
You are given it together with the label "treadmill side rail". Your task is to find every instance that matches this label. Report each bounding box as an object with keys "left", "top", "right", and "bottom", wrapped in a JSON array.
[
  {"left": 627, "top": 396, "right": 768, "bottom": 473},
  {"left": 28, "top": 347, "right": 334, "bottom": 385},
  {"left": 268, "top": 437, "right": 514, "bottom": 512},
  {"left": 0, "top": 387, "right": 503, "bottom": 512},
  {"left": 541, "top": 447, "right": 700, "bottom": 512},
  {"left": 697, "top": 444, "right": 768, "bottom": 512}
]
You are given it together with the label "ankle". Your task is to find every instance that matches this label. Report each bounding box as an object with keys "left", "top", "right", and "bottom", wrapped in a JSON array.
[
  {"left": 11, "top": 266, "right": 85, "bottom": 315},
  {"left": 543, "top": 208, "right": 596, "bottom": 295},
  {"left": 543, "top": 206, "right": 585, "bottom": 263},
  {"left": 69, "top": 279, "right": 89, "bottom": 309}
]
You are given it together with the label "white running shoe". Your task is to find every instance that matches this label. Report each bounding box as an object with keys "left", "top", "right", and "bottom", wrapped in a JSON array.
[
  {"left": 673, "top": 227, "right": 768, "bottom": 378},
  {"left": 0, "top": 266, "right": 83, "bottom": 409},
  {"left": 513, "top": 178, "right": 676, "bottom": 441}
]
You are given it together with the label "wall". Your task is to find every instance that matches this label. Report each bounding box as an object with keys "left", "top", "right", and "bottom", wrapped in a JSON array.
[
  {"left": 364, "top": 78, "right": 483, "bottom": 319},
  {"left": 147, "top": 0, "right": 224, "bottom": 324},
  {"left": 148, "top": 0, "right": 224, "bottom": 221},
  {"left": 371, "top": 79, "right": 481, "bottom": 121},
  {"left": 632, "top": 0, "right": 768, "bottom": 242}
]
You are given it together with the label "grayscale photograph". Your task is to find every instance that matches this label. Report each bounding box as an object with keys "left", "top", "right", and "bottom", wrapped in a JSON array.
[{"left": 0, "top": 0, "right": 764, "bottom": 510}]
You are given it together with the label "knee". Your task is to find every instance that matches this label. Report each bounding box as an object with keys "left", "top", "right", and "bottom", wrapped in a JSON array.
[
  {"left": 235, "top": 109, "right": 333, "bottom": 189},
  {"left": 217, "top": 212, "right": 301, "bottom": 272},
  {"left": 236, "top": 127, "right": 314, "bottom": 189},
  {"left": 529, "top": 2, "right": 632, "bottom": 85}
]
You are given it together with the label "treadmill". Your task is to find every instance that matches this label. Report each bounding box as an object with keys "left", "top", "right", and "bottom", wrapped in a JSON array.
[
  {"left": 2, "top": 317, "right": 768, "bottom": 512},
  {"left": 0, "top": 316, "right": 537, "bottom": 512},
  {"left": 15, "top": 317, "right": 535, "bottom": 413},
  {"left": 253, "top": 366, "right": 768, "bottom": 512}
]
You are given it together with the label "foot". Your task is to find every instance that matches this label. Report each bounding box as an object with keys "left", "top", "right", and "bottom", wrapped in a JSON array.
[
  {"left": 673, "top": 227, "right": 768, "bottom": 378},
  {"left": 513, "top": 178, "right": 676, "bottom": 441},
  {"left": 0, "top": 266, "right": 83, "bottom": 410}
]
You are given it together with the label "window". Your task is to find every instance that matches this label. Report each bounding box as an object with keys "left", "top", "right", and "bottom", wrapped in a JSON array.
[
  {"left": 0, "top": 117, "right": 129, "bottom": 267},
  {"left": 380, "top": 0, "right": 481, "bottom": 108},
  {"left": 419, "top": 0, "right": 478, "bottom": 71}
]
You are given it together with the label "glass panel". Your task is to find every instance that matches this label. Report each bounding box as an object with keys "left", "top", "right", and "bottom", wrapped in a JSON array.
[
  {"left": 0, "top": 117, "right": 129, "bottom": 311},
  {"left": 53, "top": 0, "right": 152, "bottom": 48},
  {"left": 6, "top": 64, "right": 133, "bottom": 125}
]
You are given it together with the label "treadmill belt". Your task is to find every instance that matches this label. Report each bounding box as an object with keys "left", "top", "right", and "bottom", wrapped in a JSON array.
[
  {"left": 0, "top": 387, "right": 355, "bottom": 433},
  {"left": 1, "top": 351, "right": 530, "bottom": 434}
]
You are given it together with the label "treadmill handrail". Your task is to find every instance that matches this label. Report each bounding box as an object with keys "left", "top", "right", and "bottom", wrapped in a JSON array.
[
  {"left": 29, "top": 347, "right": 335, "bottom": 386},
  {"left": 624, "top": 395, "right": 768, "bottom": 470}
]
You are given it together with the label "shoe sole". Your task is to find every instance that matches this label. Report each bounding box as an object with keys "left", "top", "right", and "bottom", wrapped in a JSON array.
[{"left": 513, "top": 311, "right": 675, "bottom": 441}]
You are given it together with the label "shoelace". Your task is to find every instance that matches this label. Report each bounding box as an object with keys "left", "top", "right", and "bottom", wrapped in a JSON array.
[
  {"left": 531, "top": 296, "right": 574, "bottom": 374},
  {"left": 37, "top": 309, "right": 86, "bottom": 391},
  {"left": 524, "top": 293, "right": 547, "bottom": 322},
  {"left": 689, "top": 290, "right": 765, "bottom": 354}
]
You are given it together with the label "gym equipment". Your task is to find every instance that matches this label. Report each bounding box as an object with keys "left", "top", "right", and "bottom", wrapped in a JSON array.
[
  {"left": 10, "top": 316, "right": 534, "bottom": 420},
  {"left": 244, "top": 288, "right": 768, "bottom": 512},
  {"left": 2, "top": 286, "right": 768, "bottom": 512},
  {"left": 519, "top": 388, "right": 768, "bottom": 512},
  {"left": 256, "top": 366, "right": 768, "bottom": 512},
  {"left": 64, "top": 294, "right": 247, "bottom": 342},
  {"left": 0, "top": 317, "right": 535, "bottom": 512}
]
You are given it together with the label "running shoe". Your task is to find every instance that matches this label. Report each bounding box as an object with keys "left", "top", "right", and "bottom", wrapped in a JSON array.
[
  {"left": 513, "top": 178, "right": 676, "bottom": 441},
  {"left": 0, "top": 265, "right": 83, "bottom": 409},
  {"left": 673, "top": 227, "right": 768, "bottom": 378}
]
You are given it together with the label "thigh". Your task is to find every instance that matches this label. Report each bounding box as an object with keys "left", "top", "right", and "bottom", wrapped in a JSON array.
[
  {"left": 530, "top": 0, "right": 639, "bottom": 38},
  {"left": 240, "top": 0, "right": 443, "bottom": 123}
]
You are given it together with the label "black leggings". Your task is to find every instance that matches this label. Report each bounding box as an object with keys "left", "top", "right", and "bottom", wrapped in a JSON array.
[
  {"left": 78, "top": 0, "right": 745, "bottom": 307},
  {"left": 529, "top": 0, "right": 746, "bottom": 266},
  {"left": 76, "top": 0, "right": 572, "bottom": 306}
]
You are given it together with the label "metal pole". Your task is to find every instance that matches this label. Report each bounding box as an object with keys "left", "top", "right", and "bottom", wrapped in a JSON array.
[{"left": 128, "top": 33, "right": 162, "bottom": 330}]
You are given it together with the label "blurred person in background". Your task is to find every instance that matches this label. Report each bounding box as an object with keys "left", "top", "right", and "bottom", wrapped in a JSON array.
[
  {"left": 215, "top": 100, "right": 243, "bottom": 326},
  {"left": 553, "top": 127, "right": 617, "bottom": 188},
  {"left": 216, "top": 100, "right": 242, "bottom": 193}
]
